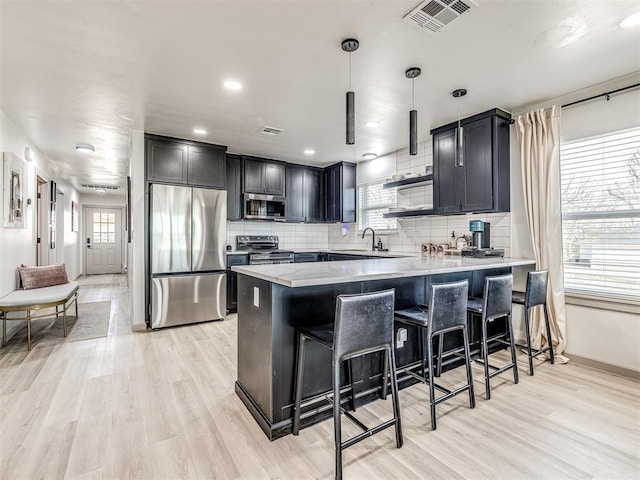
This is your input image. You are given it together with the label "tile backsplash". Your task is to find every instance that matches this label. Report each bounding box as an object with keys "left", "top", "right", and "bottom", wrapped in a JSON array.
[{"left": 227, "top": 221, "right": 329, "bottom": 250}]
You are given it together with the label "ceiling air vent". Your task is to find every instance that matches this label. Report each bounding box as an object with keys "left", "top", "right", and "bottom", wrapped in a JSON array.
[
  {"left": 403, "top": 0, "right": 478, "bottom": 35},
  {"left": 80, "top": 184, "right": 120, "bottom": 190},
  {"left": 259, "top": 126, "right": 284, "bottom": 136}
]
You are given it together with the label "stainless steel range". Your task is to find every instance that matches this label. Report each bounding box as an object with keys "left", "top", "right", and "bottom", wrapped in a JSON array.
[{"left": 236, "top": 235, "right": 294, "bottom": 265}]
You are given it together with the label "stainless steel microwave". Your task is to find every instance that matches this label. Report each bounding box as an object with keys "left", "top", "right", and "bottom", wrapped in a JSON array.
[{"left": 243, "top": 193, "right": 286, "bottom": 221}]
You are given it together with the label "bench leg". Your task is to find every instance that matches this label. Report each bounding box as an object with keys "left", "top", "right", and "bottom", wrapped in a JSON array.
[
  {"left": 63, "top": 304, "right": 68, "bottom": 337},
  {"left": 2, "top": 314, "right": 6, "bottom": 347},
  {"left": 27, "top": 312, "right": 31, "bottom": 351},
  {"left": 75, "top": 293, "right": 78, "bottom": 318}
]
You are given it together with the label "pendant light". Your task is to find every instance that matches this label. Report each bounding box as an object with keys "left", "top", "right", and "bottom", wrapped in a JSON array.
[
  {"left": 342, "top": 38, "right": 359, "bottom": 145},
  {"left": 405, "top": 67, "right": 421, "bottom": 155},
  {"left": 452, "top": 88, "right": 467, "bottom": 166}
]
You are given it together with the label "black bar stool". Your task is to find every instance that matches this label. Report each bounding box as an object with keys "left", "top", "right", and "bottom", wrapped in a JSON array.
[
  {"left": 512, "top": 269, "right": 555, "bottom": 375},
  {"left": 292, "top": 289, "right": 402, "bottom": 480},
  {"left": 467, "top": 274, "right": 519, "bottom": 400},
  {"left": 394, "top": 280, "right": 475, "bottom": 430}
]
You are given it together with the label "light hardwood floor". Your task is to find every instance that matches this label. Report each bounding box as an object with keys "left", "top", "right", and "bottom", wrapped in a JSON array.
[{"left": 1, "top": 274, "right": 638, "bottom": 479}]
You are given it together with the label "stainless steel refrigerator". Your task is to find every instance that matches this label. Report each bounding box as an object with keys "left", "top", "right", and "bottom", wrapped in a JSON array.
[{"left": 150, "top": 184, "right": 227, "bottom": 328}]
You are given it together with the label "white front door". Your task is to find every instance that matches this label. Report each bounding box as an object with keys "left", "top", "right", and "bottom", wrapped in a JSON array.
[{"left": 86, "top": 207, "right": 123, "bottom": 275}]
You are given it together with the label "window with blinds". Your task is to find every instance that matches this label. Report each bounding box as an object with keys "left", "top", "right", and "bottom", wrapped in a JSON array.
[
  {"left": 358, "top": 182, "right": 397, "bottom": 232},
  {"left": 560, "top": 126, "right": 640, "bottom": 300}
]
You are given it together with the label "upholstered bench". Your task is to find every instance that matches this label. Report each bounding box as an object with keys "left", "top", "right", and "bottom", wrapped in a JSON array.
[{"left": 0, "top": 264, "right": 79, "bottom": 350}]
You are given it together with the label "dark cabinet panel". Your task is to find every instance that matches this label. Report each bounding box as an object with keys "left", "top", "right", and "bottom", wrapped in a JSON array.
[
  {"left": 226, "top": 154, "right": 242, "bottom": 221},
  {"left": 432, "top": 129, "right": 459, "bottom": 214},
  {"left": 325, "top": 162, "right": 356, "bottom": 223},
  {"left": 227, "top": 254, "right": 249, "bottom": 313},
  {"left": 146, "top": 138, "right": 188, "bottom": 184},
  {"left": 264, "top": 163, "right": 285, "bottom": 196},
  {"left": 326, "top": 253, "right": 363, "bottom": 261},
  {"left": 305, "top": 168, "right": 324, "bottom": 222},
  {"left": 286, "top": 165, "right": 324, "bottom": 223},
  {"left": 243, "top": 158, "right": 265, "bottom": 194},
  {"left": 243, "top": 157, "right": 285, "bottom": 196},
  {"left": 294, "top": 252, "right": 320, "bottom": 263},
  {"left": 145, "top": 134, "right": 227, "bottom": 188},
  {"left": 430, "top": 108, "right": 511, "bottom": 215},
  {"left": 188, "top": 145, "right": 226, "bottom": 188},
  {"left": 285, "top": 166, "right": 305, "bottom": 222}
]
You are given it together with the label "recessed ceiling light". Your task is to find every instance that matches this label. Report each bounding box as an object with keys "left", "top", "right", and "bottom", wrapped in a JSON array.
[
  {"left": 76, "top": 143, "right": 95, "bottom": 153},
  {"left": 95, "top": 188, "right": 106, "bottom": 193},
  {"left": 304, "top": 149, "right": 315, "bottom": 155},
  {"left": 362, "top": 153, "right": 378, "bottom": 160},
  {"left": 193, "top": 128, "right": 207, "bottom": 135},
  {"left": 224, "top": 80, "right": 242, "bottom": 90},
  {"left": 365, "top": 121, "right": 380, "bottom": 128},
  {"left": 620, "top": 10, "right": 640, "bottom": 28}
]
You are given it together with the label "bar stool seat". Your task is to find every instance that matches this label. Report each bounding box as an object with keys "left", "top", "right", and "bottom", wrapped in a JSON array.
[
  {"left": 395, "top": 280, "right": 475, "bottom": 431},
  {"left": 512, "top": 269, "right": 555, "bottom": 376},
  {"left": 292, "top": 289, "right": 403, "bottom": 480},
  {"left": 467, "top": 274, "right": 519, "bottom": 400}
]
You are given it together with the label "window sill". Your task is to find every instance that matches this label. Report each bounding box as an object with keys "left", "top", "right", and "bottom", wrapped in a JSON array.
[{"left": 565, "top": 293, "right": 640, "bottom": 315}]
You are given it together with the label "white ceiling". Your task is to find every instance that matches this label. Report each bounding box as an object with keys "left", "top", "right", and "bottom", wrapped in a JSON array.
[{"left": 1, "top": 1, "right": 639, "bottom": 194}]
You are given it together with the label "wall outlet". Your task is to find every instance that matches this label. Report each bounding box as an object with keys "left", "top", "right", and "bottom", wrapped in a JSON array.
[
  {"left": 396, "top": 328, "right": 408, "bottom": 348},
  {"left": 253, "top": 287, "right": 260, "bottom": 307}
]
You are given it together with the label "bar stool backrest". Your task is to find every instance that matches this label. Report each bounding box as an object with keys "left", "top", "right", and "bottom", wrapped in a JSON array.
[
  {"left": 525, "top": 269, "right": 549, "bottom": 308},
  {"left": 333, "top": 289, "right": 395, "bottom": 363},
  {"left": 482, "top": 274, "right": 513, "bottom": 321},
  {"left": 428, "top": 280, "right": 469, "bottom": 336}
]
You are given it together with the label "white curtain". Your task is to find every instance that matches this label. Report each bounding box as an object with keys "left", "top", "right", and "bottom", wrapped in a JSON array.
[{"left": 515, "top": 106, "right": 569, "bottom": 362}]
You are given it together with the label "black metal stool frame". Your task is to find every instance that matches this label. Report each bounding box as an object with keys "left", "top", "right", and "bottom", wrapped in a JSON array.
[
  {"left": 513, "top": 269, "right": 555, "bottom": 376},
  {"left": 292, "top": 289, "right": 403, "bottom": 480},
  {"left": 395, "top": 280, "right": 475, "bottom": 431},
  {"left": 468, "top": 274, "right": 519, "bottom": 400}
]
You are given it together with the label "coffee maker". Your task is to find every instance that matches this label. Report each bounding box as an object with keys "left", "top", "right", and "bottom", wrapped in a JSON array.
[
  {"left": 463, "top": 220, "right": 504, "bottom": 257},
  {"left": 469, "top": 220, "right": 490, "bottom": 248}
]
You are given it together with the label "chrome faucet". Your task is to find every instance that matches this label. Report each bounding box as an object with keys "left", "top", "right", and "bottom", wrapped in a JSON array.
[{"left": 362, "top": 227, "right": 376, "bottom": 251}]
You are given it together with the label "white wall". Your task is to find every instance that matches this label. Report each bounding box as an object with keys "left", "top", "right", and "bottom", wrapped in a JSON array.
[
  {"left": 128, "top": 130, "right": 146, "bottom": 331},
  {"left": 511, "top": 73, "right": 640, "bottom": 373},
  {"left": 0, "top": 109, "right": 81, "bottom": 342}
]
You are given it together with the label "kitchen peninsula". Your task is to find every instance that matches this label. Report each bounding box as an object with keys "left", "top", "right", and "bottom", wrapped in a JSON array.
[{"left": 232, "top": 256, "right": 535, "bottom": 440}]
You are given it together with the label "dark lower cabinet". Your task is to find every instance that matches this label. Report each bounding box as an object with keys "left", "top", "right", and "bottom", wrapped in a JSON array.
[
  {"left": 431, "top": 108, "right": 511, "bottom": 214},
  {"left": 226, "top": 154, "right": 242, "bottom": 221},
  {"left": 286, "top": 165, "right": 324, "bottom": 223},
  {"left": 145, "top": 134, "right": 226, "bottom": 188},
  {"left": 325, "top": 162, "right": 356, "bottom": 223},
  {"left": 227, "top": 254, "right": 249, "bottom": 313},
  {"left": 326, "top": 253, "right": 364, "bottom": 261}
]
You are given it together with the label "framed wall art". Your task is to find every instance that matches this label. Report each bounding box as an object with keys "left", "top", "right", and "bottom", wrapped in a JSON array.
[{"left": 3, "top": 152, "right": 27, "bottom": 228}]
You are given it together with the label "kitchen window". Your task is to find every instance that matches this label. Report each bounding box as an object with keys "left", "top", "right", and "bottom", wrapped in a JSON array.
[
  {"left": 560, "top": 126, "right": 640, "bottom": 301},
  {"left": 357, "top": 182, "right": 397, "bottom": 232}
]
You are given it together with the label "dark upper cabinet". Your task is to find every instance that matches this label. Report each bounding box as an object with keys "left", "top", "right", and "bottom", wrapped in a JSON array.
[
  {"left": 305, "top": 168, "right": 324, "bottom": 222},
  {"left": 146, "top": 138, "right": 188, "bottom": 184},
  {"left": 286, "top": 165, "right": 324, "bottom": 223},
  {"left": 325, "top": 162, "right": 356, "bottom": 223},
  {"left": 243, "top": 156, "right": 285, "bottom": 196},
  {"left": 226, "top": 154, "right": 242, "bottom": 221},
  {"left": 145, "top": 134, "right": 226, "bottom": 188},
  {"left": 285, "top": 165, "right": 305, "bottom": 222},
  {"left": 187, "top": 145, "right": 226, "bottom": 188},
  {"left": 431, "top": 108, "right": 511, "bottom": 215}
]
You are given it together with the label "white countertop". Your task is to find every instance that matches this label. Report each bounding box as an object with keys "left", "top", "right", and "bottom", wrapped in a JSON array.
[
  {"left": 226, "top": 249, "right": 411, "bottom": 257},
  {"left": 231, "top": 256, "right": 536, "bottom": 287}
]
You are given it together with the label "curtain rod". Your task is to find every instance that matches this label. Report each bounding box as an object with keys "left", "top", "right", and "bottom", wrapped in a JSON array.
[{"left": 561, "top": 82, "right": 640, "bottom": 109}]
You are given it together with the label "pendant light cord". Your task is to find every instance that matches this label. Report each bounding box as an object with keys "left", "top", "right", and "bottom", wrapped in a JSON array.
[
  {"left": 412, "top": 78, "right": 415, "bottom": 109},
  {"left": 349, "top": 52, "right": 352, "bottom": 91}
]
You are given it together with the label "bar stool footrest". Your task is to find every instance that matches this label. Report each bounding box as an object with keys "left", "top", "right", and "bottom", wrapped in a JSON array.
[{"left": 341, "top": 418, "right": 398, "bottom": 450}]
